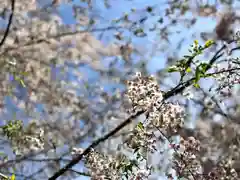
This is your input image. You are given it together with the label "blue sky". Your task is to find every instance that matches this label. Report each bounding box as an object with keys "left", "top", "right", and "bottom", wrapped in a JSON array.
[
  {"left": 3, "top": 1, "right": 216, "bottom": 180},
  {"left": 57, "top": 1, "right": 174, "bottom": 179},
  {"left": 2, "top": 0, "right": 240, "bottom": 179}
]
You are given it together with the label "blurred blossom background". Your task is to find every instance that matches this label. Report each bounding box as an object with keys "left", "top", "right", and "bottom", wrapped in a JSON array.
[{"left": 0, "top": 0, "right": 240, "bottom": 179}]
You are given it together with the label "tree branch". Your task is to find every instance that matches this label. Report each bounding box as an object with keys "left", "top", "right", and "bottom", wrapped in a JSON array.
[
  {"left": 3, "top": 26, "right": 123, "bottom": 53},
  {"left": 47, "top": 77, "right": 197, "bottom": 179},
  {"left": 47, "top": 42, "right": 240, "bottom": 179},
  {"left": 0, "top": 0, "right": 15, "bottom": 48},
  {"left": 48, "top": 109, "right": 145, "bottom": 180},
  {"left": 69, "top": 169, "right": 90, "bottom": 177}
]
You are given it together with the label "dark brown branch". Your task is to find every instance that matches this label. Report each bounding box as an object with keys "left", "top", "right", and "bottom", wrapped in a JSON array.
[
  {"left": 0, "top": 149, "right": 69, "bottom": 169},
  {"left": 48, "top": 78, "right": 198, "bottom": 179},
  {"left": 230, "top": 46, "right": 240, "bottom": 54},
  {"left": 2, "top": 26, "right": 123, "bottom": 54},
  {"left": 0, "top": 0, "right": 15, "bottom": 48},
  {"left": 24, "top": 157, "right": 71, "bottom": 162},
  {"left": 48, "top": 43, "right": 240, "bottom": 179},
  {"left": 48, "top": 109, "right": 145, "bottom": 180},
  {"left": 69, "top": 169, "right": 90, "bottom": 177}
]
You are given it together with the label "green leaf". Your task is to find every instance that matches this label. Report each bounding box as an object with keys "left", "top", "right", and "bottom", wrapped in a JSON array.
[
  {"left": 186, "top": 67, "right": 191, "bottom": 73},
  {"left": 204, "top": 40, "right": 214, "bottom": 48},
  {"left": 194, "top": 40, "right": 198, "bottom": 46},
  {"left": 137, "top": 122, "right": 144, "bottom": 130},
  {"left": 20, "top": 71, "right": 29, "bottom": 76},
  {"left": 199, "top": 62, "right": 209, "bottom": 73},
  {"left": 192, "top": 66, "right": 203, "bottom": 89},
  {"left": 194, "top": 66, "right": 201, "bottom": 83},
  {"left": 193, "top": 83, "right": 200, "bottom": 88},
  {"left": 20, "top": 79, "right": 26, "bottom": 88},
  {"left": 167, "top": 66, "right": 179, "bottom": 73},
  {"left": 10, "top": 174, "right": 15, "bottom": 180}
]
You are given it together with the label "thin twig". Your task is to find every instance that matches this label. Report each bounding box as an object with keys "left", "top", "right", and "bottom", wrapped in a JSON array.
[
  {"left": 0, "top": 0, "right": 15, "bottom": 48},
  {"left": 2, "top": 26, "right": 123, "bottom": 54},
  {"left": 48, "top": 109, "right": 145, "bottom": 180},
  {"left": 155, "top": 126, "right": 197, "bottom": 180},
  {"left": 69, "top": 169, "right": 91, "bottom": 177}
]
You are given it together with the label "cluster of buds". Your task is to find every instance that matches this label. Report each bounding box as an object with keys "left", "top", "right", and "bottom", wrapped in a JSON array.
[
  {"left": 207, "top": 159, "right": 238, "bottom": 180},
  {"left": 15, "top": 128, "right": 44, "bottom": 156},
  {"left": 172, "top": 136, "right": 202, "bottom": 179},
  {"left": 126, "top": 72, "right": 163, "bottom": 113},
  {"left": 126, "top": 72, "right": 187, "bottom": 177},
  {"left": 213, "top": 57, "right": 240, "bottom": 94},
  {"left": 126, "top": 124, "right": 157, "bottom": 154},
  {"left": 126, "top": 72, "right": 184, "bottom": 133},
  {"left": 148, "top": 102, "right": 184, "bottom": 134},
  {"left": 72, "top": 147, "right": 151, "bottom": 180},
  {"left": 85, "top": 150, "right": 122, "bottom": 179},
  {"left": 71, "top": 148, "right": 127, "bottom": 180},
  {"left": 126, "top": 72, "right": 184, "bottom": 134},
  {"left": 130, "top": 168, "right": 151, "bottom": 180},
  {"left": 71, "top": 72, "right": 240, "bottom": 179},
  {"left": 2, "top": 120, "right": 45, "bottom": 156}
]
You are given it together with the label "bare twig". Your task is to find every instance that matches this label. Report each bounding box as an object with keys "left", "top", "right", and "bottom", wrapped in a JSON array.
[
  {"left": 48, "top": 109, "right": 145, "bottom": 180},
  {"left": 68, "top": 169, "right": 91, "bottom": 177},
  {"left": 155, "top": 126, "right": 197, "bottom": 180},
  {"left": 2, "top": 26, "right": 123, "bottom": 54},
  {"left": 0, "top": 0, "right": 15, "bottom": 48}
]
